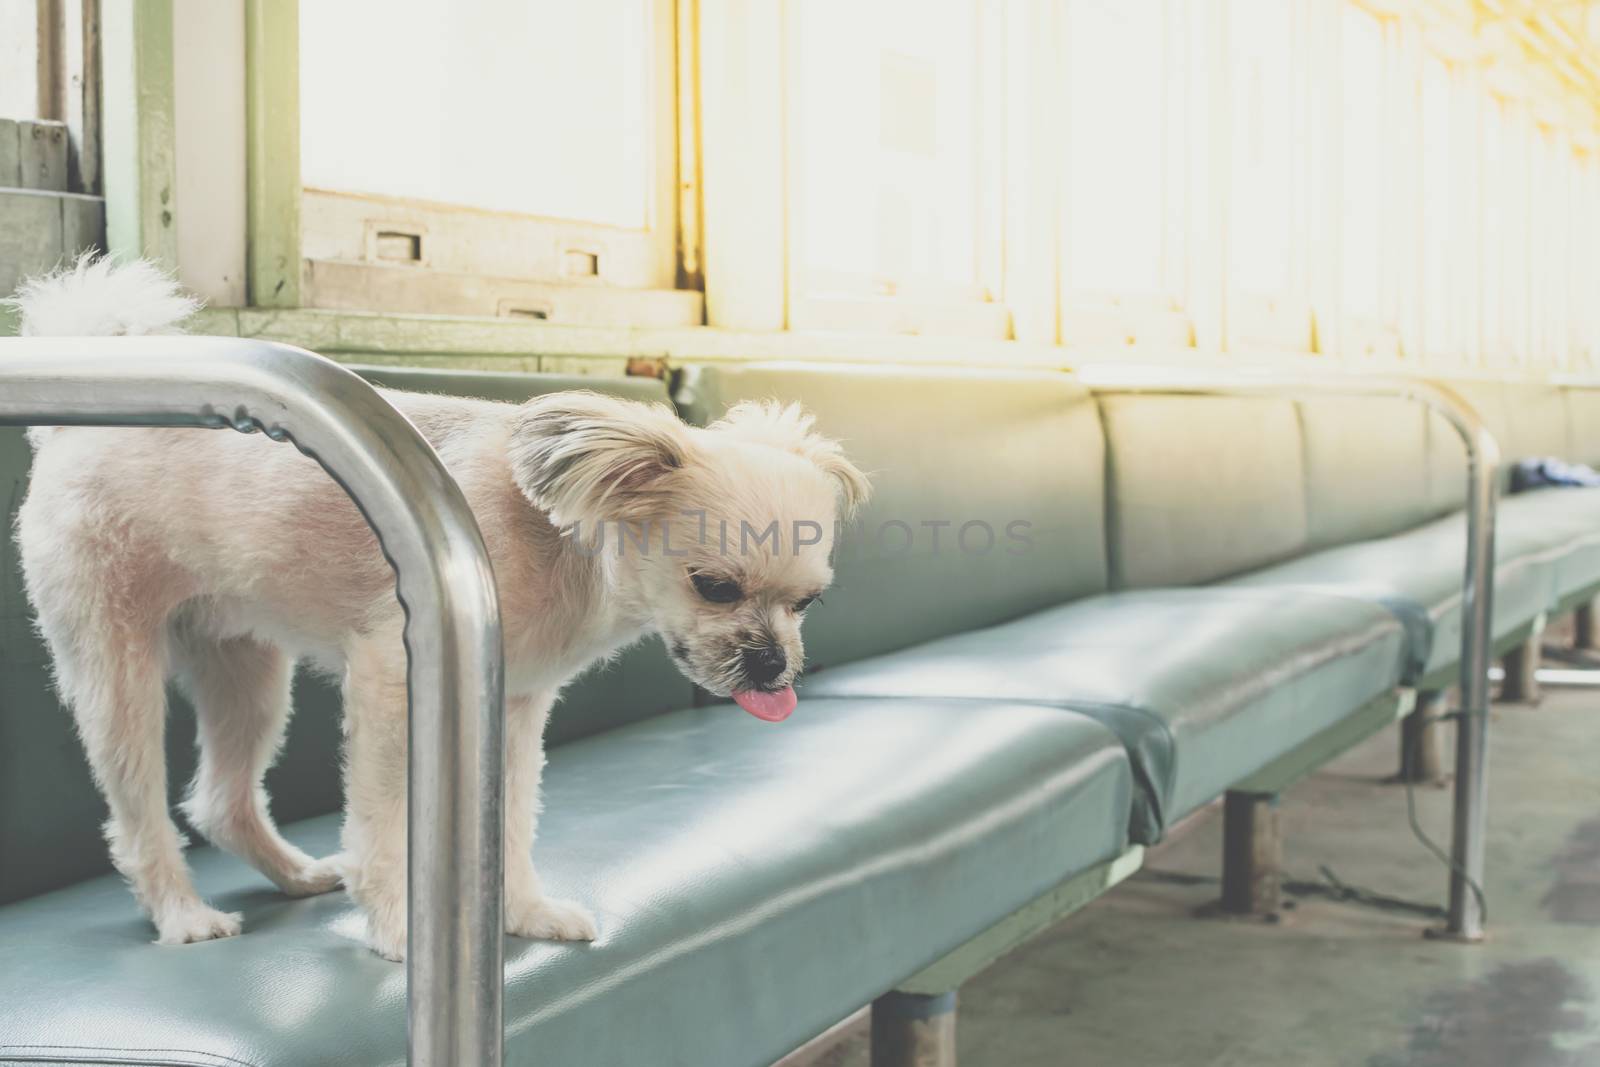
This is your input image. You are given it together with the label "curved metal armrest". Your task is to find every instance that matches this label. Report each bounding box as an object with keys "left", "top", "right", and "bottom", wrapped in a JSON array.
[
  {"left": 1077, "top": 363, "right": 1498, "bottom": 941},
  {"left": 0, "top": 336, "right": 504, "bottom": 1067}
]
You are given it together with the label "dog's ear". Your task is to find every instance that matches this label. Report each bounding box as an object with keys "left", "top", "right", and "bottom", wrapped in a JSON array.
[
  {"left": 508, "top": 391, "right": 692, "bottom": 529},
  {"left": 708, "top": 400, "right": 872, "bottom": 519}
]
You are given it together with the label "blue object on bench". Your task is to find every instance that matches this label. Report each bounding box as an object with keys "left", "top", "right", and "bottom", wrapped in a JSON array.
[{"left": 1509, "top": 457, "right": 1600, "bottom": 492}]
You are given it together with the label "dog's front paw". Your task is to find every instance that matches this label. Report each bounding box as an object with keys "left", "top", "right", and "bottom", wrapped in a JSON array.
[
  {"left": 156, "top": 903, "right": 243, "bottom": 945},
  {"left": 506, "top": 895, "right": 599, "bottom": 942},
  {"left": 365, "top": 915, "right": 407, "bottom": 962},
  {"left": 275, "top": 854, "right": 345, "bottom": 898}
]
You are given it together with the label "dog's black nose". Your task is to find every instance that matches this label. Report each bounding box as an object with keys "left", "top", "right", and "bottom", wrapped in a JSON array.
[{"left": 742, "top": 645, "right": 787, "bottom": 686}]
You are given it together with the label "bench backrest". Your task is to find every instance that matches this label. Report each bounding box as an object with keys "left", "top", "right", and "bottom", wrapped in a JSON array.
[
  {"left": 676, "top": 362, "right": 1111, "bottom": 671},
  {"left": 1095, "top": 393, "right": 1309, "bottom": 587},
  {"left": 1565, "top": 386, "right": 1600, "bottom": 467},
  {"left": 1097, "top": 378, "right": 1585, "bottom": 589},
  {"left": 1299, "top": 396, "right": 1434, "bottom": 547}
]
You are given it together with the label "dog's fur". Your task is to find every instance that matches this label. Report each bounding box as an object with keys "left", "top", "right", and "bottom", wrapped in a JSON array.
[{"left": 10, "top": 258, "right": 868, "bottom": 959}]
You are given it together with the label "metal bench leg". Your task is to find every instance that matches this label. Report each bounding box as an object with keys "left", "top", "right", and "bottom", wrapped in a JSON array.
[
  {"left": 871, "top": 991, "right": 957, "bottom": 1067},
  {"left": 1576, "top": 599, "right": 1598, "bottom": 651},
  {"left": 1396, "top": 689, "right": 1448, "bottom": 783},
  {"left": 1500, "top": 634, "right": 1541, "bottom": 704},
  {"left": 1221, "top": 791, "right": 1281, "bottom": 917}
]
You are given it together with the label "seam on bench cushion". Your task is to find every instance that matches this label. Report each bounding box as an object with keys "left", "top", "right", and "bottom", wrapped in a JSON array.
[
  {"left": 816, "top": 690, "right": 1176, "bottom": 844},
  {"left": 0, "top": 1044, "right": 262, "bottom": 1067},
  {"left": 1052, "top": 700, "right": 1177, "bottom": 845}
]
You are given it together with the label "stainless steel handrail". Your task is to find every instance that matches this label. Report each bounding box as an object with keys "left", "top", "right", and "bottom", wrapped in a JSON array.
[
  {"left": 0, "top": 336, "right": 505, "bottom": 1065},
  {"left": 1077, "top": 363, "right": 1498, "bottom": 941}
]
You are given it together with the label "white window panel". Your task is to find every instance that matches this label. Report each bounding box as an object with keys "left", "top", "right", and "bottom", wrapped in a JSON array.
[
  {"left": 1224, "top": 0, "right": 1312, "bottom": 353},
  {"left": 1481, "top": 98, "right": 1503, "bottom": 362},
  {"left": 1, "top": 0, "right": 98, "bottom": 195},
  {"left": 1421, "top": 54, "right": 1455, "bottom": 360},
  {"left": 1578, "top": 152, "right": 1600, "bottom": 368},
  {"left": 0, "top": 0, "right": 102, "bottom": 306},
  {"left": 298, "top": 0, "right": 682, "bottom": 305},
  {"left": 1492, "top": 102, "right": 1532, "bottom": 366},
  {"left": 1, "top": 0, "right": 44, "bottom": 121},
  {"left": 302, "top": 0, "right": 653, "bottom": 228},
  {"left": 1057, "top": 0, "right": 1193, "bottom": 350},
  {"left": 1227, "top": 0, "right": 1296, "bottom": 301},
  {"left": 786, "top": 0, "right": 1005, "bottom": 336},
  {"left": 1529, "top": 129, "right": 1551, "bottom": 366},
  {"left": 1062, "top": 0, "right": 1168, "bottom": 298},
  {"left": 1527, "top": 125, "right": 1547, "bottom": 366},
  {"left": 1340, "top": 4, "right": 1386, "bottom": 346},
  {"left": 1531, "top": 128, "right": 1569, "bottom": 368}
]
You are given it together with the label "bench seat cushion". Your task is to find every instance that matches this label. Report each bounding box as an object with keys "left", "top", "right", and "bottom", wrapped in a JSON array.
[
  {"left": 1497, "top": 487, "right": 1600, "bottom": 608},
  {"left": 1228, "top": 507, "right": 1570, "bottom": 682},
  {"left": 0, "top": 698, "right": 1132, "bottom": 1067},
  {"left": 800, "top": 589, "right": 1406, "bottom": 844}
]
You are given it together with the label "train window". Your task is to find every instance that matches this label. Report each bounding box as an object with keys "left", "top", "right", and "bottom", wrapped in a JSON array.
[
  {"left": 1577, "top": 151, "right": 1600, "bottom": 370},
  {"left": 1339, "top": 4, "right": 1391, "bottom": 358},
  {"left": 0, "top": 0, "right": 97, "bottom": 194},
  {"left": 301, "top": 0, "right": 657, "bottom": 228},
  {"left": 1421, "top": 54, "right": 1458, "bottom": 363},
  {"left": 9, "top": 0, "right": 1600, "bottom": 371},
  {"left": 0, "top": 4, "right": 42, "bottom": 123},
  {"left": 1506, "top": 107, "right": 1534, "bottom": 368},
  {"left": 784, "top": 0, "right": 1006, "bottom": 337},
  {"left": 1054, "top": 0, "right": 1192, "bottom": 350},
  {"left": 1061, "top": 0, "right": 1171, "bottom": 301},
  {"left": 1482, "top": 98, "right": 1532, "bottom": 367},
  {"left": 1227, "top": 0, "right": 1305, "bottom": 353},
  {"left": 1530, "top": 126, "right": 1570, "bottom": 368},
  {"left": 297, "top": 0, "right": 698, "bottom": 326},
  {"left": 1481, "top": 98, "right": 1505, "bottom": 364}
]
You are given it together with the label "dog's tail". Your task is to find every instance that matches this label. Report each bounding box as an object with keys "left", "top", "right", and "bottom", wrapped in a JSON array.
[
  {"left": 5, "top": 254, "right": 200, "bottom": 446},
  {"left": 7, "top": 253, "right": 199, "bottom": 339}
]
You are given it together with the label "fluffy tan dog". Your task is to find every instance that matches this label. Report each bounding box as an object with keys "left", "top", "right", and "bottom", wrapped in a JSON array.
[{"left": 10, "top": 258, "right": 868, "bottom": 959}]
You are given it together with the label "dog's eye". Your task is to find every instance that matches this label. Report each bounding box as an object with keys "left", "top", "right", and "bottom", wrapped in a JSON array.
[
  {"left": 690, "top": 572, "right": 743, "bottom": 604},
  {"left": 794, "top": 593, "right": 822, "bottom": 613}
]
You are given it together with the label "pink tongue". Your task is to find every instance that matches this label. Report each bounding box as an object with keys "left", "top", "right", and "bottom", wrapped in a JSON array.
[{"left": 733, "top": 686, "right": 798, "bottom": 722}]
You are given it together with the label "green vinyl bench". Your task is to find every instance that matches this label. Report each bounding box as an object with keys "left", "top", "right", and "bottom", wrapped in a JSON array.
[{"left": 4, "top": 353, "right": 1598, "bottom": 1066}]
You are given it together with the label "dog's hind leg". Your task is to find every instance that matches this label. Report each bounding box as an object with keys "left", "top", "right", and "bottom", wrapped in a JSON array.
[
  {"left": 173, "top": 629, "right": 342, "bottom": 898},
  {"left": 47, "top": 619, "right": 242, "bottom": 944}
]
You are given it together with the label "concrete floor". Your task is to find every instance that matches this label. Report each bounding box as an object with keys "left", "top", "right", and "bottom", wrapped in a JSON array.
[{"left": 800, "top": 655, "right": 1600, "bottom": 1066}]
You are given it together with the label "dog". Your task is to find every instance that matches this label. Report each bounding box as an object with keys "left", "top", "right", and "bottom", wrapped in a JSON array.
[{"left": 9, "top": 257, "right": 869, "bottom": 960}]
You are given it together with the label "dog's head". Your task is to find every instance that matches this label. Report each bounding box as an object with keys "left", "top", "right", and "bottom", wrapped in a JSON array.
[{"left": 509, "top": 392, "right": 869, "bottom": 721}]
